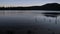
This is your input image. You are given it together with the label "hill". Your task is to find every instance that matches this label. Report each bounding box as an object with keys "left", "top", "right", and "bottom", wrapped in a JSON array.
[{"left": 0, "top": 3, "right": 60, "bottom": 10}]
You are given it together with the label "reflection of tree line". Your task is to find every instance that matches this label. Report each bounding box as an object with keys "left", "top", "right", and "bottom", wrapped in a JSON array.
[
  {"left": 41, "top": 18, "right": 52, "bottom": 22},
  {"left": 0, "top": 12, "right": 5, "bottom": 15},
  {"left": 35, "top": 17, "right": 59, "bottom": 24},
  {"left": 0, "top": 3, "right": 60, "bottom": 10}
]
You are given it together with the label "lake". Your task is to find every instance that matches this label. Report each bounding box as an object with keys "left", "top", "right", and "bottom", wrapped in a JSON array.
[{"left": 0, "top": 10, "right": 60, "bottom": 34}]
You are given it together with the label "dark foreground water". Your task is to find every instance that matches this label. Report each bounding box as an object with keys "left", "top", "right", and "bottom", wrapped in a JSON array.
[{"left": 0, "top": 10, "right": 60, "bottom": 34}]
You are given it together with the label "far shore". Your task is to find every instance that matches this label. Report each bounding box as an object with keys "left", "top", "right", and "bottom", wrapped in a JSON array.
[{"left": 0, "top": 3, "right": 60, "bottom": 11}]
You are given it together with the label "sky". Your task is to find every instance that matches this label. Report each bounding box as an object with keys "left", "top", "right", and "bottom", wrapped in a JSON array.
[{"left": 0, "top": 0, "right": 60, "bottom": 7}]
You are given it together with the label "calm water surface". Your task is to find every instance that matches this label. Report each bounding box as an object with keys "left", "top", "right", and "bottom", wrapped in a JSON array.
[{"left": 0, "top": 10, "right": 60, "bottom": 34}]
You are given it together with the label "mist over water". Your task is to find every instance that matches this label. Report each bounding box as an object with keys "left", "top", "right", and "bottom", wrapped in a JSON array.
[{"left": 0, "top": 10, "right": 60, "bottom": 34}]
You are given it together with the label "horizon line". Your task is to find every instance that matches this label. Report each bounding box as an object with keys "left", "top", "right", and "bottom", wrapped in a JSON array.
[{"left": 0, "top": 3, "right": 60, "bottom": 7}]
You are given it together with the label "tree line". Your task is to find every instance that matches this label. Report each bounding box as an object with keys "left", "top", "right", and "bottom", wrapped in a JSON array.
[{"left": 0, "top": 3, "right": 60, "bottom": 10}]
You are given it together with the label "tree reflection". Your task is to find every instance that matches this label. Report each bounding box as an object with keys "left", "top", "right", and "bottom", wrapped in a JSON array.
[{"left": 43, "top": 12, "right": 60, "bottom": 24}]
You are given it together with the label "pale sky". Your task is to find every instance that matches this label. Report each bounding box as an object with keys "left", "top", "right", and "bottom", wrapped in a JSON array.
[{"left": 0, "top": 0, "right": 60, "bottom": 7}]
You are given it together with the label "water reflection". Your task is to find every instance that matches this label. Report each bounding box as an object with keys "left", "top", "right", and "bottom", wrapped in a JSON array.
[
  {"left": 43, "top": 12, "right": 60, "bottom": 24},
  {"left": 0, "top": 10, "right": 60, "bottom": 34}
]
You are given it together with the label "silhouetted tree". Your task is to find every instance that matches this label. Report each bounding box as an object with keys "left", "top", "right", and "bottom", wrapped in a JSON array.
[{"left": 0, "top": 3, "right": 60, "bottom": 10}]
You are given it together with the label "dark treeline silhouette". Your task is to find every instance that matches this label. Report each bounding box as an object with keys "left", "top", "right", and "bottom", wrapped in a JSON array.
[{"left": 0, "top": 3, "right": 60, "bottom": 10}]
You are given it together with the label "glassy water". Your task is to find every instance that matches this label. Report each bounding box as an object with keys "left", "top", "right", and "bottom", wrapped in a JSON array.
[{"left": 0, "top": 10, "right": 60, "bottom": 34}]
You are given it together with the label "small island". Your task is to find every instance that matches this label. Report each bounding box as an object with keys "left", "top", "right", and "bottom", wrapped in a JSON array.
[{"left": 0, "top": 3, "right": 60, "bottom": 11}]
